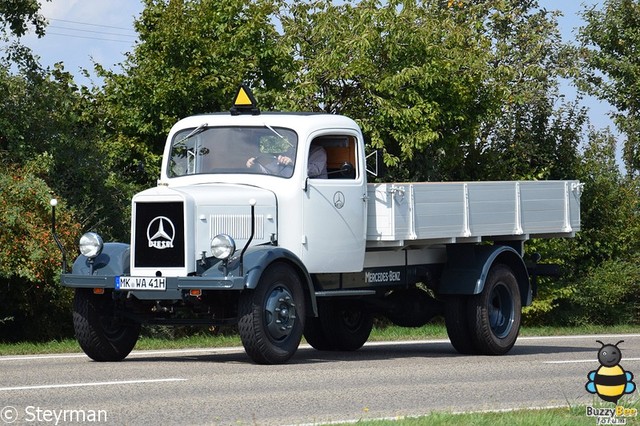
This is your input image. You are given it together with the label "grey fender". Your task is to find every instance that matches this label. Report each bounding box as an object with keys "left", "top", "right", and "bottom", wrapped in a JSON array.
[
  {"left": 71, "top": 243, "right": 130, "bottom": 276},
  {"left": 438, "top": 244, "right": 532, "bottom": 306},
  {"left": 202, "top": 245, "right": 318, "bottom": 316}
]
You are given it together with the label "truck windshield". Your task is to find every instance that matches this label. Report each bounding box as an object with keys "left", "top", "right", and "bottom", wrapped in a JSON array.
[{"left": 168, "top": 126, "right": 298, "bottom": 178}]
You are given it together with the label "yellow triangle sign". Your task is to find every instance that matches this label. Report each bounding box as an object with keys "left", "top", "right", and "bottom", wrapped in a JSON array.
[
  {"left": 235, "top": 87, "right": 252, "bottom": 106},
  {"left": 230, "top": 85, "right": 259, "bottom": 115}
]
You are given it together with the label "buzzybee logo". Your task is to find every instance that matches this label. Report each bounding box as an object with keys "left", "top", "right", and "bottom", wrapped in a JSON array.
[
  {"left": 147, "top": 216, "right": 175, "bottom": 249},
  {"left": 586, "top": 340, "right": 636, "bottom": 404},
  {"left": 584, "top": 341, "right": 638, "bottom": 424}
]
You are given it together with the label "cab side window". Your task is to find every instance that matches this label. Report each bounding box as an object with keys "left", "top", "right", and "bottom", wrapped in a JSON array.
[{"left": 311, "top": 135, "right": 357, "bottom": 179}]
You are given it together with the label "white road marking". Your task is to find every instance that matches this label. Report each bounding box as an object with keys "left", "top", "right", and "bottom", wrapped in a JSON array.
[
  {"left": 544, "top": 357, "right": 640, "bottom": 364},
  {"left": 517, "top": 333, "right": 640, "bottom": 341},
  {"left": 0, "top": 378, "right": 187, "bottom": 392}
]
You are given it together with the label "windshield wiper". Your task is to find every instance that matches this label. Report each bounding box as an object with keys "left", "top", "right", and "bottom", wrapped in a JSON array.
[
  {"left": 177, "top": 122, "right": 208, "bottom": 145},
  {"left": 264, "top": 123, "right": 293, "bottom": 148}
]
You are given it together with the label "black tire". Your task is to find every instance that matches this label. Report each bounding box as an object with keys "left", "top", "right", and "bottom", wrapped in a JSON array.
[
  {"left": 73, "top": 288, "right": 140, "bottom": 362},
  {"left": 324, "top": 300, "right": 373, "bottom": 351},
  {"left": 444, "top": 295, "right": 478, "bottom": 355},
  {"left": 305, "top": 300, "right": 373, "bottom": 352},
  {"left": 303, "top": 315, "right": 336, "bottom": 351},
  {"left": 467, "top": 264, "right": 522, "bottom": 355},
  {"left": 238, "top": 263, "right": 306, "bottom": 364}
]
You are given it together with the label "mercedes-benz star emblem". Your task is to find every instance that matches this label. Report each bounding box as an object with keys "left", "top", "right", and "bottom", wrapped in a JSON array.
[
  {"left": 333, "top": 191, "right": 345, "bottom": 209},
  {"left": 147, "top": 216, "right": 176, "bottom": 249}
]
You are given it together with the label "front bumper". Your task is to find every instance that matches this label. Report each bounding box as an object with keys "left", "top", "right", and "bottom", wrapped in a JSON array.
[{"left": 61, "top": 274, "right": 246, "bottom": 300}]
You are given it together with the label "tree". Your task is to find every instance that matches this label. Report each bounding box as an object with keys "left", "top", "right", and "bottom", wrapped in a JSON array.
[
  {"left": 0, "top": 0, "right": 48, "bottom": 38},
  {"left": 578, "top": 0, "right": 640, "bottom": 174},
  {"left": 275, "top": 0, "right": 499, "bottom": 180},
  {"left": 272, "top": 0, "right": 583, "bottom": 182},
  {"left": 97, "top": 0, "right": 288, "bottom": 158},
  {"left": 572, "top": 129, "right": 640, "bottom": 268},
  {"left": 474, "top": 1, "right": 585, "bottom": 181},
  {"left": 0, "top": 0, "right": 50, "bottom": 70}
]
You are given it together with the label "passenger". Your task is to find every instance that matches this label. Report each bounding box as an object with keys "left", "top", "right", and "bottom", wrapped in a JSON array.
[{"left": 306, "top": 144, "right": 328, "bottom": 179}]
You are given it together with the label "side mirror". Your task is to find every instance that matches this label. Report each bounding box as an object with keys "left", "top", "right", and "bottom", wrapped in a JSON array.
[{"left": 366, "top": 150, "right": 384, "bottom": 178}]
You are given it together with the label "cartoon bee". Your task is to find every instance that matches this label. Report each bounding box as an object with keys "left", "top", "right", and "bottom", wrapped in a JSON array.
[{"left": 586, "top": 340, "right": 636, "bottom": 403}]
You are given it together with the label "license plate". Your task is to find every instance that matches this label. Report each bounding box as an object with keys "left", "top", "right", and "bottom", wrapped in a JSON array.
[{"left": 116, "top": 276, "right": 166, "bottom": 291}]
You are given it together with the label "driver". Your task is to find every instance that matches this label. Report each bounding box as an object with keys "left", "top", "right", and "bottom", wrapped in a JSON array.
[{"left": 246, "top": 143, "right": 327, "bottom": 178}]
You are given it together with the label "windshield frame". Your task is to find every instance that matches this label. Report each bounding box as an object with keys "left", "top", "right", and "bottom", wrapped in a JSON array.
[{"left": 168, "top": 125, "right": 299, "bottom": 179}]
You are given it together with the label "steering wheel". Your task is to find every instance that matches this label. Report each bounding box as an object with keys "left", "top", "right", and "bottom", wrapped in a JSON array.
[
  {"left": 252, "top": 154, "right": 277, "bottom": 173},
  {"left": 252, "top": 154, "right": 292, "bottom": 176}
]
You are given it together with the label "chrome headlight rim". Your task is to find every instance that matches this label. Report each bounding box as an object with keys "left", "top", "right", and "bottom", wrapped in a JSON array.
[
  {"left": 79, "top": 232, "right": 104, "bottom": 259},
  {"left": 211, "top": 234, "right": 236, "bottom": 260}
]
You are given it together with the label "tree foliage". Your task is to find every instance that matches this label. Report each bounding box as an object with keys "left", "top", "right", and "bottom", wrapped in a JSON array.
[
  {"left": 578, "top": 0, "right": 640, "bottom": 174},
  {"left": 0, "top": 158, "right": 79, "bottom": 341},
  {"left": 274, "top": 0, "right": 496, "bottom": 179},
  {"left": 0, "top": 0, "right": 639, "bottom": 340},
  {"left": 572, "top": 129, "right": 640, "bottom": 268},
  {"left": 0, "top": 0, "right": 48, "bottom": 39},
  {"left": 270, "top": 0, "right": 584, "bottom": 181},
  {"left": 0, "top": 0, "right": 49, "bottom": 70},
  {"left": 524, "top": 129, "right": 640, "bottom": 325},
  {"left": 98, "top": 0, "right": 288, "bottom": 156}
]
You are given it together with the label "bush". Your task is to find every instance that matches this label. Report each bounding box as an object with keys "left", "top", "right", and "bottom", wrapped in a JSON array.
[
  {"left": 566, "top": 258, "right": 640, "bottom": 326},
  {"left": 0, "top": 159, "right": 80, "bottom": 341}
]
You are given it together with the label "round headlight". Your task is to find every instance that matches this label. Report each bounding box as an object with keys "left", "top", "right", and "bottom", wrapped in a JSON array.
[
  {"left": 211, "top": 234, "right": 236, "bottom": 260},
  {"left": 79, "top": 232, "right": 104, "bottom": 259}
]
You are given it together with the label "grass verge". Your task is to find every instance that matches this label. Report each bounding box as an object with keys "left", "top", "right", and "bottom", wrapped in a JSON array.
[
  {"left": 331, "top": 401, "right": 640, "bottom": 426},
  {"left": 1, "top": 323, "right": 640, "bottom": 356}
]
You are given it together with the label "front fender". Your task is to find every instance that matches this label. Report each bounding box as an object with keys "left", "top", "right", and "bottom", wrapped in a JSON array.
[
  {"left": 71, "top": 242, "right": 130, "bottom": 276},
  {"left": 439, "top": 244, "right": 531, "bottom": 306},
  {"left": 202, "top": 245, "right": 317, "bottom": 316}
]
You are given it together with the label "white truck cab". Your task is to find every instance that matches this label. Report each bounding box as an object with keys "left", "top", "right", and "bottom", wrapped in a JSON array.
[
  {"left": 150, "top": 109, "right": 368, "bottom": 275},
  {"left": 57, "top": 86, "right": 581, "bottom": 364}
]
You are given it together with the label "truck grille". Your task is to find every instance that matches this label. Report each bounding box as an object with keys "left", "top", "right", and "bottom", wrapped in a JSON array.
[
  {"left": 211, "top": 214, "right": 265, "bottom": 240},
  {"left": 133, "top": 201, "right": 185, "bottom": 267}
]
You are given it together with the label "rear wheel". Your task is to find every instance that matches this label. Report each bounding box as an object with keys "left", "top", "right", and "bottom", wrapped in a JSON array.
[
  {"left": 238, "top": 263, "right": 305, "bottom": 364},
  {"left": 444, "top": 295, "right": 477, "bottom": 355},
  {"left": 73, "top": 288, "right": 140, "bottom": 362},
  {"left": 303, "top": 315, "right": 335, "bottom": 351},
  {"left": 467, "top": 264, "right": 522, "bottom": 355},
  {"left": 304, "top": 300, "right": 373, "bottom": 352}
]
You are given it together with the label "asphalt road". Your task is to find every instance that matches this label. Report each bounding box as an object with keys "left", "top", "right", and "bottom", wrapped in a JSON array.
[{"left": 1, "top": 334, "right": 639, "bottom": 425}]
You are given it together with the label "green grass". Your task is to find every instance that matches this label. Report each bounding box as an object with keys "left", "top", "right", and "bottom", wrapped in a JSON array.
[
  {"left": 332, "top": 402, "right": 640, "bottom": 425},
  {"left": 2, "top": 323, "right": 639, "bottom": 356}
]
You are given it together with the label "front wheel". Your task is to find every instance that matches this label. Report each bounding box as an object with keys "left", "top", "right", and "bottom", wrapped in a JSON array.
[
  {"left": 467, "top": 264, "right": 522, "bottom": 355},
  {"left": 238, "top": 263, "right": 306, "bottom": 364},
  {"left": 73, "top": 288, "right": 140, "bottom": 361}
]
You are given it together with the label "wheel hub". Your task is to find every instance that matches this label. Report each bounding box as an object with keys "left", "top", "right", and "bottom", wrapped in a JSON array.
[
  {"left": 488, "top": 282, "right": 514, "bottom": 338},
  {"left": 264, "top": 286, "right": 297, "bottom": 341}
]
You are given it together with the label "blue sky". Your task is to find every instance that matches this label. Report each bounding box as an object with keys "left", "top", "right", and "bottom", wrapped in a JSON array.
[
  {"left": 21, "top": 0, "right": 617, "bottom": 146},
  {"left": 22, "top": 0, "right": 142, "bottom": 85}
]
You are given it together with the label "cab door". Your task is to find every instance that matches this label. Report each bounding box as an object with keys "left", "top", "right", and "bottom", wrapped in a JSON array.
[{"left": 301, "top": 133, "right": 367, "bottom": 273}]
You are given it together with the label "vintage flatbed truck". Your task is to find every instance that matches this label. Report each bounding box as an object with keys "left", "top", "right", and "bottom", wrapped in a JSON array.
[{"left": 54, "top": 86, "right": 582, "bottom": 364}]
